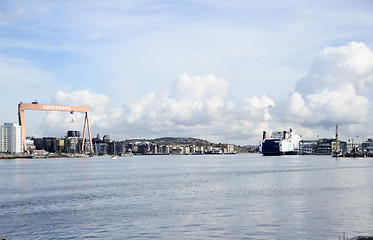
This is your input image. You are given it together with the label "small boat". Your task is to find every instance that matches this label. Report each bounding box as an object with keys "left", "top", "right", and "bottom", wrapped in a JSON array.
[
  {"left": 332, "top": 150, "right": 343, "bottom": 157},
  {"left": 111, "top": 155, "right": 117, "bottom": 159}
]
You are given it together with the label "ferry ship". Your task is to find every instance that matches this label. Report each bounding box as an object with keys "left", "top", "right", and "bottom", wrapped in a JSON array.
[{"left": 260, "top": 129, "right": 302, "bottom": 155}]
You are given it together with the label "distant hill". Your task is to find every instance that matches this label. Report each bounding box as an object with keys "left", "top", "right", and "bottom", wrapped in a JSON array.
[
  {"left": 122, "top": 137, "right": 255, "bottom": 153},
  {"left": 153, "top": 137, "right": 212, "bottom": 146},
  {"left": 123, "top": 137, "right": 212, "bottom": 146}
]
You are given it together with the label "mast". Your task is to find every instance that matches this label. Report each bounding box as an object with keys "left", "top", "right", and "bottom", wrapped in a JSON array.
[{"left": 335, "top": 124, "right": 339, "bottom": 152}]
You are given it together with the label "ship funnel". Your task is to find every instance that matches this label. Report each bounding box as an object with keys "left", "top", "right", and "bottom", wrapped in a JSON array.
[
  {"left": 283, "top": 131, "right": 287, "bottom": 140},
  {"left": 263, "top": 131, "right": 267, "bottom": 140}
]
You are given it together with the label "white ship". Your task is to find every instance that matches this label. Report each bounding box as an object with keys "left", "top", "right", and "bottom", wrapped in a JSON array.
[{"left": 260, "top": 129, "right": 302, "bottom": 155}]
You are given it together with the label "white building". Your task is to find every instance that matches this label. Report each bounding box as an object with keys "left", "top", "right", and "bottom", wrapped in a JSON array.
[
  {"left": 26, "top": 138, "right": 35, "bottom": 152},
  {"left": 0, "top": 123, "right": 24, "bottom": 154},
  {"left": 227, "top": 144, "right": 235, "bottom": 154}
]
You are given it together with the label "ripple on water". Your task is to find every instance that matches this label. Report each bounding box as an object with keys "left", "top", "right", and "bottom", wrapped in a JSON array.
[{"left": 1, "top": 155, "right": 373, "bottom": 239}]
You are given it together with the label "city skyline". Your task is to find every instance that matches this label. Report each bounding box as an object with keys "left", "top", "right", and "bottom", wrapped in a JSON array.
[{"left": 1, "top": 1, "right": 373, "bottom": 145}]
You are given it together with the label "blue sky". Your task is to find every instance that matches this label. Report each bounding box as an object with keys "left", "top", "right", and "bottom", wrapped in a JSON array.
[{"left": 1, "top": 0, "right": 373, "bottom": 144}]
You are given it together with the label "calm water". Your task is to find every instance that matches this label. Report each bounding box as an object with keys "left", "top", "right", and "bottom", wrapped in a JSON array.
[{"left": 1, "top": 154, "right": 373, "bottom": 239}]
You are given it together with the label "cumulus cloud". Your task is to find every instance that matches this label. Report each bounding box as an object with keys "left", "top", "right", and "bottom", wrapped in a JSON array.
[
  {"left": 158, "top": 74, "right": 229, "bottom": 126},
  {"left": 296, "top": 41, "right": 373, "bottom": 95},
  {"left": 171, "top": 74, "right": 229, "bottom": 100},
  {"left": 122, "top": 92, "right": 156, "bottom": 125},
  {"left": 244, "top": 95, "right": 274, "bottom": 122},
  {"left": 273, "top": 41, "right": 373, "bottom": 129},
  {"left": 43, "top": 90, "right": 112, "bottom": 136},
  {"left": 39, "top": 42, "right": 373, "bottom": 143},
  {"left": 118, "top": 74, "right": 231, "bottom": 136},
  {"left": 42, "top": 74, "right": 275, "bottom": 143},
  {"left": 52, "top": 90, "right": 109, "bottom": 114},
  {"left": 118, "top": 74, "right": 274, "bottom": 142}
]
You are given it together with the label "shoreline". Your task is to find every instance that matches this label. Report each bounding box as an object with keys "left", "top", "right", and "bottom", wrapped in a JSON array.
[{"left": 0, "top": 153, "right": 87, "bottom": 159}]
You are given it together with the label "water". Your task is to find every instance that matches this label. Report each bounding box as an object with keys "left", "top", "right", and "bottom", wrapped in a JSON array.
[{"left": 1, "top": 154, "right": 373, "bottom": 239}]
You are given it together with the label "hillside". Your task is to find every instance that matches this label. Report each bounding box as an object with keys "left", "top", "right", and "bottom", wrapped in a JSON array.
[{"left": 123, "top": 137, "right": 253, "bottom": 153}]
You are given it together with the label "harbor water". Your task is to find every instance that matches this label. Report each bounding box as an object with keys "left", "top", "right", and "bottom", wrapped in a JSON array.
[{"left": 1, "top": 154, "right": 373, "bottom": 239}]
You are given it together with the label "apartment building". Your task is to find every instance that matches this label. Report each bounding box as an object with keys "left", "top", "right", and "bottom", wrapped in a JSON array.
[{"left": 0, "top": 123, "right": 24, "bottom": 153}]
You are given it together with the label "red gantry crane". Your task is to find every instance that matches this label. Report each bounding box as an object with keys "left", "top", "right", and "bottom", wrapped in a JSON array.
[{"left": 18, "top": 102, "right": 93, "bottom": 154}]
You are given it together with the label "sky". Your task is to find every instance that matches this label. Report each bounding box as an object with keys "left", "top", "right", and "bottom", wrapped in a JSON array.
[{"left": 1, "top": 0, "right": 373, "bottom": 145}]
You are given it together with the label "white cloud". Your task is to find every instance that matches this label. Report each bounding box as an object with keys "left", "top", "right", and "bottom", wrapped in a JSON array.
[
  {"left": 43, "top": 90, "right": 111, "bottom": 136},
  {"left": 52, "top": 90, "right": 109, "bottom": 114},
  {"left": 171, "top": 74, "right": 229, "bottom": 100},
  {"left": 273, "top": 41, "right": 373, "bottom": 133},
  {"left": 295, "top": 41, "right": 373, "bottom": 96},
  {"left": 119, "top": 74, "right": 230, "bottom": 132},
  {"left": 42, "top": 74, "right": 274, "bottom": 144},
  {"left": 123, "top": 92, "right": 155, "bottom": 125},
  {"left": 157, "top": 74, "right": 228, "bottom": 126},
  {"left": 244, "top": 95, "right": 274, "bottom": 122},
  {"left": 15, "top": 41, "right": 373, "bottom": 144},
  {"left": 119, "top": 74, "right": 274, "bottom": 142}
]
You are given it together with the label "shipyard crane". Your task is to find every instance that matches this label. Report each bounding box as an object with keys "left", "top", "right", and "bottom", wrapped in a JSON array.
[{"left": 18, "top": 102, "right": 93, "bottom": 153}]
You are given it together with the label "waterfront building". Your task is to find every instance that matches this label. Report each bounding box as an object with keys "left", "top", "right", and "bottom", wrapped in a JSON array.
[
  {"left": 362, "top": 139, "right": 373, "bottom": 153},
  {"left": 33, "top": 137, "right": 44, "bottom": 150},
  {"left": 299, "top": 140, "right": 317, "bottom": 154},
  {"left": 138, "top": 143, "right": 150, "bottom": 154},
  {"left": 26, "top": 138, "right": 35, "bottom": 152},
  {"left": 184, "top": 146, "right": 190, "bottom": 154},
  {"left": 107, "top": 141, "right": 126, "bottom": 155},
  {"left": 32, "top": 137, "right": 63, "bottom": 153},
  {"left": 0, "top": 123, "right": 24, "bottom": 154},
  {"left": 56, "top": 138, "right": 65, "bottom": 153},
  {"left": 103, "top": 135, "right": 110, "bottom": 144},
  {"left": 156, "top": 145, "right": 164, "bottom": 154},
  {"left": 346, "top": 141, "right": 360, "bottom": 152},
  {"left": 315, "top": 138, "right": 334, "bottom": 155},
  {"left": 115, "top": 141, "right": 127, "bottom": 155},
  {"left": 108, "top": 142, "right": 116, "bottom": 155},
  {"left": 189, "top": 145, "right": 196, "bottom": 154},
  {"left": 66, "top": 137, "right": 80, "bottom": 153},
  {"left": 162, "top": 145, "right": 170, "bottom": 154},
  {"left": 132, "top": 144, "right": 139, "bottom": 153},
  {"left": 96, "top": 143, "right": 108, "bottom": 155},
  {"left": 171, "top": 146, "right": 183, "bottom": 155},
  {"left": 43, "top": 137, "right": 58, "bottom": 153},
  {"left": 150, "top": 144, "right": 158, "bottom": 154},
  {"left": 227, "top": 144, "right": 235, "bottom": 154},
  {"left": 331, "top": 141, "right": 347, "bottom": 154},
  {"left": 67, "top": 130, "right": 80, "bottom": 138},
  {"left": 81, "top": 139, "right": 92, "bottom": 153}
]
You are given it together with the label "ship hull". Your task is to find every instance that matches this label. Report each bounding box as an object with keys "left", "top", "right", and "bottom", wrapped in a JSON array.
[
  {"left": 261, "top": 138, "right": 300, "bottom": 156},
  {"left": 261, "top": 139, "right": 281, "bottom": 155},
  {"left": 262, "top": 151, "right": 299, "bottom": 156}
]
